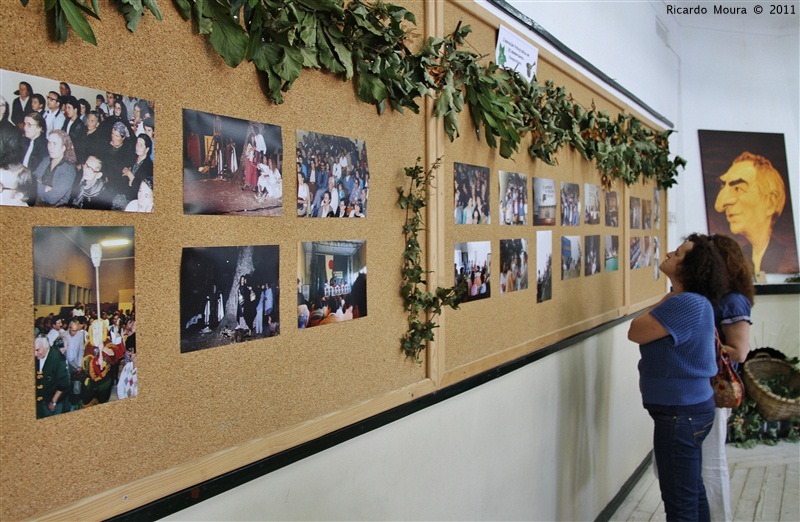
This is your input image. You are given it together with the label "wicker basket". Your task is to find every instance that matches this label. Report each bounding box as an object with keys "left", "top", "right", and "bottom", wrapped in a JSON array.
[{"left": 742, "top": 356, "right": 800, "bottom": 421}]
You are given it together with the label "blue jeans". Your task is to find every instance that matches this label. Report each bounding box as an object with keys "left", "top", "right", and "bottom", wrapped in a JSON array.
[{"left": 648, "top": 402, "right": 715, "bottom": 522}]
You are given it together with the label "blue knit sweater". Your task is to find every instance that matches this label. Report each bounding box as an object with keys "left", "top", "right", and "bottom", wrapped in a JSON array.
[{"left": 638, "top": 292, "right": 717, "bottom": 406}]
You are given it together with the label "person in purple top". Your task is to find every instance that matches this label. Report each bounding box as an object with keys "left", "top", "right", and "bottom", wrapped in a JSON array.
[{"left": 629, "top": 233, "right": 727, "bottom": 522}]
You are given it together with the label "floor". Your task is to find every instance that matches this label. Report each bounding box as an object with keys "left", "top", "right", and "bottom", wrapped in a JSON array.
[{"left": 610, "top": 441, "right": 800, "bottom": 521}]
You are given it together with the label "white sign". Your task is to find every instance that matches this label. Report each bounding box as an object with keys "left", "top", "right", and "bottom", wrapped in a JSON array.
[{"left": 495, "top": 25, "right": 538, "bottom": 83}]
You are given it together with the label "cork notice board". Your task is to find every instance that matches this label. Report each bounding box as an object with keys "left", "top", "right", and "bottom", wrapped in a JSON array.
[{"left": 0, "top": 0, "right": 667, "bottom": 519}]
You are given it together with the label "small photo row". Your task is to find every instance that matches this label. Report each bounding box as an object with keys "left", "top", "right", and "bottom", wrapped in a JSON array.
[{"left": 2, "top": 69, "right": 155, "bottom": 211}]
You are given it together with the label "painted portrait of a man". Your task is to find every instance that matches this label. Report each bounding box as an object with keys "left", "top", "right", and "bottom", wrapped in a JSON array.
[{"left": 699, "top": 130, "right": 798, "bottom": 274}]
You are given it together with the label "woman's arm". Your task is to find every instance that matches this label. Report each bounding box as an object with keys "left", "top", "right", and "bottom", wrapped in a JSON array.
[
  {"left": 721, "top": 321, "right": 750, "bottom": 363},
  {"left": 627, "top": 293, "right": 672, "bottom": 344}
]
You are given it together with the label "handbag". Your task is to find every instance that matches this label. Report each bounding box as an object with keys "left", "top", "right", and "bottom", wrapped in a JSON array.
[{"left": 710, "top": 329, "right": 745, "bottom": 408}]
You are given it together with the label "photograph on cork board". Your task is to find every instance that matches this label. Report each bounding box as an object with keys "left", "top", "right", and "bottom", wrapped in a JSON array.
[
  {"left": 537, "top": 230, "right": 553, "bottom": 303},
  {"left": 653, "top": 189, "right": 662, "bottom": 230},
  {"left": 653, "top": 237, "right": 661, "bottom": 280},
  {"left": 585, "top": 235, "right": 601, "bottom": 276},
  {"left": 630, "top": 196, "right": 641, "bottom": 229},
  {"left": 1, "top": 69, "right": 155, "bottom": 212},
  {"left": 33, "top": 226, "right": 137, "bottom": 419},
  {"left": 642, "top": 199, "right": 652, "bottom": 230},
  {"left": 630, "top": 237, "right": 642, "bottom": 269},
  {"left": 698, "top": 129, "right": 799, "bottom": 274},
  {"left": 605, "top": 190, "right": 619, "bottom": 227},
  {"left": 454, "top": 162, "right": 491, "bottom": 225},
  {"left": 605, "top": 235, "right": 619, "bottom": 272},
  {"left": 584, "top": 184, "right": 601, "bottom": 225},
  {"left": 532, "top": 177, "right": 557, "bottom": 226},
  {"left": 183, "top": 108, "right": 283, "bottom": 216},
  {"left": 560, "top": 182, "right": 580, "bottom": 226},
  {"left": 561, "top": 235, "right": 582, "bottom": 280},
  {"left": 454, "top": 241, "right": 492, "bottom": 302},
  {"left": 498, "top": 171, "right": 528, "bottom": 225},
  {"left": 499, "top": 238, "right": 529, "bottom": 294},
  {"left": 297, "top": 241, "right": 367, "bottom": 329},
  {"left": 180, "top": 245, "right": 280, "bottom": 351},
  {"left": 296, "top": 130, "right": 369, "bottom": 218}
]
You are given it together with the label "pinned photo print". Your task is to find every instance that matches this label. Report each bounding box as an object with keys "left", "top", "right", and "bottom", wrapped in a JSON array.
[
  {"left": 584, "top": 184, "right": 601, "bottom": 225},
  {"left": 642, "top": 200, "right": 652, "bottom": 230},
  {"left": 499, "top": 239, "right": 529, "bottom": 293},
  {"left": 536, "top": 231, "right": 553, "bottom": 302},
  {"left": 33, "top": 226, "right": 136, "bottom": 419},
  {"left": 455, "top": 241, "right": 491, "bottom": 301},
  {"left": 653, "top": 237, "right": 661, "bottom": 280},
  {"left": 653, "top": 189, "right": 661, "bottom": 230},
  {"left": 560, "top": 182, "right": 580, "bottom": 226},
  {"left": 561, "top": 235, "right": 582, "bottom": 280},
  {"left": 630, "top": 237, "right": 642, "bottom": 269},
  {"left": 296, "top": 130, "right": 369, "bottom": 218},
  {"left": 641, "top": 236, "right": 652, "bottom": 267},
  {"left": 499, "top": 171, "right": 528, "bottom": 225},
  {"left": 297, "top": 241, "right": 367, "bottom": 329},
  {"left": 454, "top": 162, "right": 491, "bottom": 224},
  {"left": 532, "top": 177, "right": 557, "bottom": 226},
  {"left": 605, "top": 235, "right": 619, "bottom": 271},
  {"left": 180, "top": 245, "right": 280, "bottom": 352},
  {"left": 585, "top": 235, "right": 601, "bottom": 276},
  {"left": 183, "top": 109, "right": 283, "bottom": 216},
  {"left": 630, "top": 197, "right": 641, "bottom": 229},
  {"left": 605, "top": 190, "right": 619, "bottom": 227},
  {"left": 1, "top": 69, "right": 155, "bottom": 211}
]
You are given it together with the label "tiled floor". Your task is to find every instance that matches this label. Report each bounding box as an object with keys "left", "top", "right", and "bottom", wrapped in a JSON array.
[{"left": 610, "top": 441, "right": 800, "bottom": 521}]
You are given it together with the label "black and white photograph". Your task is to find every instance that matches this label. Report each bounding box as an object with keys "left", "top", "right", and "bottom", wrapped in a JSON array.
[
  {"left": 532, "top": 177, "right": 557, "bottom": 226},
  {"left": 498, "top": 171, "right": 528, "bottom": 225},
  {"left": 630, "top": 237, "right": 642, "bottom": 269},
  {"left": 561, "top": 235, "right": 582, "bottom": 280},
  {"left": 630, "top": 196, "right": 641, "bottom": 229},
  {"left": 584, "top": 184, "right": 600, "bottom": 225},
  {"left": 33, "top": 226, "right": 137, "bottom": 419},
  {"left": 183, "top": 109, "right": 282, "bottom": 216},
  {"left": 180, "top": 245, "right": 280, "bottom": 352},
  {"left": 2, "top": 69, "right": 155, "bottom": 212},
  {"left": 296, "top": 130, "right": 369, "bottom": 218},
  {"left": 560, "top": 182, "right": 580, "bottom": 226},
  {"left": 605, "top": 235, "right": 619, "bottom": 272},
  {"left": 536, "top": 231, "right": 553, "bottom": 303},
  {"left": 455, "top": 241, "right": 491, "bottom": 301},
  {"left": 584, "top": 235, "right": 601, "bottom": 276},
  {"left": 605, "top": 190, "right": 619, "bottom": 227},
  {"left": 499, "top": 239, "right": 529, "bottom": 293},
  {"left": 454, "top": 162, "right": 491, "bottom": 224},
  {"left": 297, "top": 241, "right": 367, "bottom": 329},
  {"left": 642, "top": 199, "right": 652, "bottom": 230}
]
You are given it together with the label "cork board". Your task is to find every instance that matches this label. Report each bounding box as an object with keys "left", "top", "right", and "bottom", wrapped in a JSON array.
[{"left": 0, "top": 0, "right": 667, "bottom": 519}]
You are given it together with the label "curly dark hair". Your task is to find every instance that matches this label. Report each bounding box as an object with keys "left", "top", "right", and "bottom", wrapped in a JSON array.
[
  {"left": 680, "top": 233, "right": 728, "bottom": 305},
  {"left": 711, "top": 234, "right": 755, "bottom": 305}
]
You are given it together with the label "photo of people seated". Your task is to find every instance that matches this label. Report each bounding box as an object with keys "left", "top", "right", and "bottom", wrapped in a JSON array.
[
  {"left": 1, "top": 69, "right": 155, "bottom": 212},
  {"left": 33, "top": 226, "right": 137, "bottom": 419},
  {"left": 561, "top": 235, "right": 582, "bottom": 280},
  {"left": 180, "top": 245, "right": 280, "bottom": 352},
  {"left": 536, "top": 231, "right": 553, "bottom": 303},
  {"left": 532, "top": 177, "right": 556, "bottom": 226},
  {"left": 296, "top": 130, "right": 369, "bottom": 218},
  {"left": 498, "top": 171, "right": 528, "bottom": 225},
  {"left": 605, "top": 235, "right": 619, "bottom": 272},
  {"left": 560, "top": 182, "right": 581, "bottom": 226},
  {"left": 454, "top": 241, "right": 491, "bottom": 302},
  {"left": 584, "top": 235, "right": 601, "bottom": 276},
  {"left": 499, "top": 239, "right": 529, "bottom": 294},
  {"left": 297, "top": 241, "right": 367, "bottom": 329},
  {"left": 454, "top": 162, "right": 491, "bottom": 225},
  {"left": 584, "top": 184, "right": 600, "bottom": 225},
  {"left": 183, "top": 109, "right": 282, "bottom": 216}
]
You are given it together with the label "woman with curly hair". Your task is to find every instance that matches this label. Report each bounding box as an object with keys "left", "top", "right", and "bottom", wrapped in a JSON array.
[
  {"left": 702, "top": 234, "right": 754, "bottom": 521},
  {"left": 33, "top": 130, "right": 78, "bottom": 207},
  {"left": 628, "top": 233, "right": 727, "bottom": 522}
]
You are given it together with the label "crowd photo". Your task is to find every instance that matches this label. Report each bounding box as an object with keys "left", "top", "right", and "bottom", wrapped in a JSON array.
[
  {"left": 180, "top": 245, "right": 280, "bottom": 352},
  {"left": 454, "top": 241, "right": 491, "bottom": 302},
  {"left": 561, "top": 235, "right": 582, "bottom": 280},
  {"left": 1, "top": 69, "right": 155, "bottom": 212},
  {"left": 454, "top": 162, "right": 491, "bottom": 224},
  {"left": 33, "top": 226, "right": 137, "bottom": 419},
  {"left": 183, "top": 109, "right": 283, "bottom": 216},
  {"left": 498, "top": 171, "right": 528, "bottom": 225},
  {"left": 605, "top": 235, "right": 619, "bottom": 271},
  {"left": 560, "top": 182, "right": 580, "bottom": 226},
  {"left": 499, "top": 239, "right": 529, "bottom": 293},
  {"left": 297, "top": 241, "right": 367, "bottom": 329},
  {"left": 532, "top": 177, "right": 556, "bottom": 226},
  {"left": 584, "top": 235, "right": 601, "bottom": 276},
  {"left": 630, "top": 196, "right": 642, "bottom": 229},
  {"left": 296, "top": 131, "right": 369, "bottom": 218},
  {"left": 536, "top": 230, "right": 553, "bottom": 302},
  {"left": 584, "top": 184, "right": 600, "bottom": 224}
]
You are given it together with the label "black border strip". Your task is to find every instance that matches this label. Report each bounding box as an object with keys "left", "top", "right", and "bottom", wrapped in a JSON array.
[
  {"left": 755, "top": 283, "right": 800, "bottom": 295},
  {"left": 108, "top": 313, "right": 636, "bottom": 521},
  {"left": 486, "top": 0, "right": 675, "bottom": 129}
]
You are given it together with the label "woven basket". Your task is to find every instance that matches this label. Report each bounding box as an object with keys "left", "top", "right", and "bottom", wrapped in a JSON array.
[{"left": 742, "top": 356, "right": 800, "bottom": 421}]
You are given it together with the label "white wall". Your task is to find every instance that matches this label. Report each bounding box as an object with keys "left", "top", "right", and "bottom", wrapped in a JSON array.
[{"left": 167, "top": 2, "right": 799, "bottom": 520}]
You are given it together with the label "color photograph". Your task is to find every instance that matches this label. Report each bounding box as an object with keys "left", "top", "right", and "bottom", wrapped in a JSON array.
[
  {"left": 499, "top": 239, "right": 529, "bottom": 293},
  {"left": 630, "top": 237, "right": 642, "bottom": 269},
  {"left": 33, "top": 226, "right": 136, "bottom": 419},
  {"left": 296, "top": 130, "right": 369, "bottom": 218},
  {"left": 2, "top": 69, "right": 155, "bottom": 211},
  {"left": 454, "top": 162, "right": 491, "bottom": 224},
  {"left": 297, "top": 241, "right": 367, "bottom": 329},
  {"left": 642, "top": 199, "right": 652, "bottom": 230},
  {"left": 605, "top": 190, "right": 619, "bottom": 227},
  {"left": 561, "top": 235, "right": 582, "bottom": 280},
  {"left": 532, "top": 177, "right": 557, "bottom": 226},
  {"left": 455, "top": 241, "right": 491, "bottom": 301},
  {"left": 653, "top": 189, "right": 661, "bottom": 230},
  {"left": 560, "top": 182, "right": 580, "bottom": 226},
  {"left": 498, "top": 171, "right": 528, "bottom": 225},
  {"left": 653, "top": 236, "right": 661, "bottom": 280},
  {"left": 605, "top": 235, "right": 619, "bottom": 271},
  {"left": 537, "top": 231, "right": 553, "bottom": 303},
  {"left": 183, "top": 109, "right": 282, "bottom": 216},
  {"left": 585, "top": 235, "right": 601, "bottom": 276},
  {"left": 698, "top": 129, "right": 798, "bottom": 274},
  {"left": 584, "top": 184, "right": 600, "bottom": 224},
  {"left": 630, "top": 196, "right": 641, "bottom": 229},
  {"left": 641, "top": 236, "right": 652, "bottom": 267},
  {"left": 180, "top": 245, "right": 280, "bottom": 352}
]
